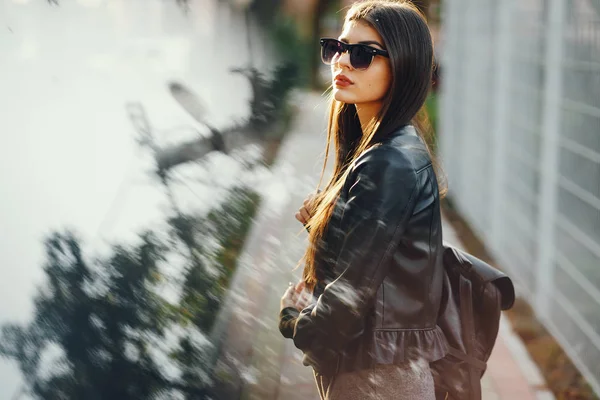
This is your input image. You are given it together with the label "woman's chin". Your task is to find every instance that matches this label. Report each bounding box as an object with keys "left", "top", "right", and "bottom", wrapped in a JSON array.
[{"left": 333, "top": 88, "right": 355, "bottom": 104}]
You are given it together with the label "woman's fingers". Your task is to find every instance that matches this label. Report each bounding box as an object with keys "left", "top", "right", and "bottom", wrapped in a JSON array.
[
  {"left": 300, "top": 207, "right": 311, "bottom": 223},
  {"left": 295, "top": 206, "right": 311, "bottom": 225},
  {"left": 281, "top": 285, "right": 299, "bottom": 309},
  {"left": 304, "top": 194, "right": 317, "bottom": 211},
  {"left": 280, "top": 291, "right": 290, "bottom": 308},
  {"left": 295, "top": 282, "right": 305, "bottom": 296},
  {"left": 292, "top": 280, "right": 314, "bottom": 310},
  {"left": 296, "top": 191, "right": 320, "bottom": 226},
  {"left": 283, "top": 285, "right": 294, "bottom": 298},
  {"left": 295, "top": 290, "right": 314, "bottom": 310}
]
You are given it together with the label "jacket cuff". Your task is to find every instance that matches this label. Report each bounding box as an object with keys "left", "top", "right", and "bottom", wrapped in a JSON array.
[{"left": 279, "top": 307, "right": 300, "bottom": 339}]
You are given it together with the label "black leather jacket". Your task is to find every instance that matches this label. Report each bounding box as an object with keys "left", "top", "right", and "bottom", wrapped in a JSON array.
[{"left": 279, "top": 125, "right": 448, "bottom": 376}]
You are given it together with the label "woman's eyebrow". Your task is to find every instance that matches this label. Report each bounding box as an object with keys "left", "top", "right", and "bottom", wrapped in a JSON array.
[
  {"left": 359, "top": 40, "right": 385, "bottom": 48},
  {"left": 339, "top": 37, "right": 385, "bottom": 48}
]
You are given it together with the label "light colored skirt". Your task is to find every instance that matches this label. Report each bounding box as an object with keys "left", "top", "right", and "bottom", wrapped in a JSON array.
[{"left": 313, "top": 359, "right": 435, "bottom": 400}]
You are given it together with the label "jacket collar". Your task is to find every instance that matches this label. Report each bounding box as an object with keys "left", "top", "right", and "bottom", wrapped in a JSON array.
[
  {"left": 392, "top": 124, "right": 418, "bottom": 137},
  {"left": 378, "top": 124, "right": 418, "bottom": 144}
]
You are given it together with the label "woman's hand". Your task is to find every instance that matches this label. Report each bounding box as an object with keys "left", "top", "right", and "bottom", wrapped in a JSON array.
[
  {"left": 280, "top": 280, "right": 315, "bottom": 312},
  {"left": 280, "top": 283, "right": 299, "bottom": 310},
  {"left": 295, "top": 191, "right": 320, "bottom": 226},
  {"left": 293, "top": 280, "right": 314, "bottom": 310}
]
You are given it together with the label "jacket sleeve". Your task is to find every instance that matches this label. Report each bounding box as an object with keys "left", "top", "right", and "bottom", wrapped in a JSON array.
[
  {"left": 279, "top": 307, "right": 300, "bottom": 339},
  {"left": 292, "top": 148, "right": 420, "bottom": 370}
]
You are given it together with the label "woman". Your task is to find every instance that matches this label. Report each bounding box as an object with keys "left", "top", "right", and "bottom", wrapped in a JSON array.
[{"left": 279, "top": 1, "right": 448, "bottom": 399}]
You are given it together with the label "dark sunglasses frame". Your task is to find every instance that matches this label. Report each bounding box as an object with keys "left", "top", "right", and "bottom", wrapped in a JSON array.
[{"left": 319, "top": 37, "right": 389, "bottom": 70}]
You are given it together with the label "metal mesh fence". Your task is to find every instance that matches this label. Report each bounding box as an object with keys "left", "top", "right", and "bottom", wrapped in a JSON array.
[{"left": 439, "top": 0, "right": 600, "bottom": 393}]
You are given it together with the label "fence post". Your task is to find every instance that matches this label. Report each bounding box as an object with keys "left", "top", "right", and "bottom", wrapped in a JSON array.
[
  {"left": 535, "top": 0, "right": 566, "bottom": 320},
  {"left": 489, "top": 0, "right": 513, "bottom": 257},
  {"left": 439, "top": 0, "right": 461, "bottom": 190}
]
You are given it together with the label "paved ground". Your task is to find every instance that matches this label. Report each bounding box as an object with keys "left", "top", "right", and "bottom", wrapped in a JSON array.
[{"left": 213, "top": 92, "right": 553, "bottom": 400}]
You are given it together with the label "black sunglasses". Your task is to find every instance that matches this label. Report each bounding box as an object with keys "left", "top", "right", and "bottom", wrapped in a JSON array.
[{"left": 320, "top": 38, "right": 389, "bottom": 70}]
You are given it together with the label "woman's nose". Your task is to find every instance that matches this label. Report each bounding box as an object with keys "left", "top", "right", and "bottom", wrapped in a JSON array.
[{"left": 335, "top": 50, "right": 352, "bottom": 70}]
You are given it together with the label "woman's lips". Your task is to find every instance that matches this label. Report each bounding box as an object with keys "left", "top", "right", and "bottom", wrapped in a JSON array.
[{"left": 334, "top": 74, "right": 353, "bottom": 88}]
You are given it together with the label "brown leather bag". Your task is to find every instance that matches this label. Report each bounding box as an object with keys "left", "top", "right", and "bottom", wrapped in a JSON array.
[{"left": 431, "top": 244, "right": 515, "bottom": 400}]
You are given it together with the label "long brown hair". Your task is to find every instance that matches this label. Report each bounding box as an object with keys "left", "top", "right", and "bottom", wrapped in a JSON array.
[{"left": 300, "top": 0, "right": 447, "bottom": 291}]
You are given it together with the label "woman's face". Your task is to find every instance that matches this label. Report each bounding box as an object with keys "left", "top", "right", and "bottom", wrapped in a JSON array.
[{"left": 331, "top": 20, "right": 392, "bottom": 107}]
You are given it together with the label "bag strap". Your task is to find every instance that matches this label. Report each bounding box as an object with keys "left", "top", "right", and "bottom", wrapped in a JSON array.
[{"left": 460, "top": 275, "right": 483, "bottom": 400}]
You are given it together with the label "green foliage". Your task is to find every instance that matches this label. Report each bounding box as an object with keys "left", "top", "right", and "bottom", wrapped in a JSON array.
[
  {"left": 424, "top": 91, "right": 440, "bottom": 155},
  {"left": 232, "top": 62, "right": 299, "bottom": 132},
  {"left": 268, "top": 15, "right": 311, "bottom": 86},
  {"left": 0, "top": 231, "right": 185, "bottom": 399},
  {"left": 425, "top": 92, "right": 438, "bottom": 135},
  {"left": 172, "top": 186, "right": 260, "bottom": 332},
  {"left": 250, "top": 0, "right": 284, "bottom": 26},
  {"left": 0, "top": 185, "right": 261, "bottom": 399}
]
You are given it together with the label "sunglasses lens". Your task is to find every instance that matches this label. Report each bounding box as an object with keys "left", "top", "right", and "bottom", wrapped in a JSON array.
[
  {"left": 350, "top": 45, "right": 373, "bottom": 69},
  {"left": 320, "top": 39, "right": 375, "bottom": 69},
  {"left": 321, "top": 39, "right": 341, "bottom": 64}
]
